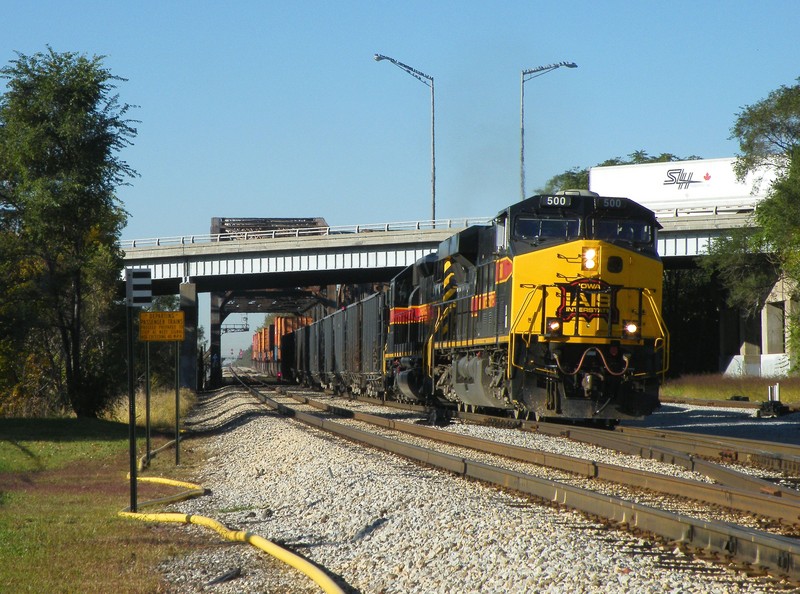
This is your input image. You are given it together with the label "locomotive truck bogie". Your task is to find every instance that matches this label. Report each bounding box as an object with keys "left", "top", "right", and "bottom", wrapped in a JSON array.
[{"left": 449, "top": 350, "right": 511, "bottom": 409}]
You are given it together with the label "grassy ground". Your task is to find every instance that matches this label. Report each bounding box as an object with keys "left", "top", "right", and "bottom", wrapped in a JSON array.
[
  {"left": 0, "top": 390, "right": 206, "bottom": 593},
  {"left": 661, "top": 374, "right": 800, "bottom": 405}
]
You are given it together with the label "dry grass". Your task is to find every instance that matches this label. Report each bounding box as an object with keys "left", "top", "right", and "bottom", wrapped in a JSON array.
[
  {"left": 661, "top": 374, "right": 800, "bottom": 404},
  {"left": 108, "top": 388, "right": 197, "bottom": 433}
]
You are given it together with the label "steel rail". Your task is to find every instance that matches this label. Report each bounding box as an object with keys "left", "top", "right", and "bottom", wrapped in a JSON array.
[
  {"left": 464, "top": 410, "right": 800, "bottom": 502},
  {"left": 287, "top": 392, "right": 800, "bottom": 527},
  {"left": 351, "top": 395, "right": 800, "bottom": 499},
  {"left": 450, "top": 412, "right": 800, "bottom": 480},
  {"left": 616, "top": 425, "right": 800, "bottom": 474},
  {"left": 229, "top": 381, "right": 800, "bottom": 582},
  {"left": 508, "top": 416, "right": 800, "bottom": 478}
]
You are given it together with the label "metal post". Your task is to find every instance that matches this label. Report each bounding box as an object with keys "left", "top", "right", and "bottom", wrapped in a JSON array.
[
  {"left": 175, "top": 341, "right": 181, "bottom": 465},
  {"left": 145, "top": 342, "right": 151, "bottom": 467},
  {"left": 519, "top": 62, "right": 578, "bottom": 200},
  {"left": 126, "top": 305, "right": 137, "bottom": 512},
  {"left": 430, "top": 77, "right": 436, "bottom": 224},
  {"left": 520, "top": 71, "right": 526, "bottom": 201}
]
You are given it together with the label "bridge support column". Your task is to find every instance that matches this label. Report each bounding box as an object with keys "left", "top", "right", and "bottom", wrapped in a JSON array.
[
  {"left": 720, "top": 307, "right": 764, "bottom": 376},
  {"left": 210, "top": 292, "right": 223, "bottom": 388},
  {"left": 759, "top": 279, "right": 796, "bottom": 376},
  {"left": 180, "top": 282, "right": 198, "bottom": 391}
]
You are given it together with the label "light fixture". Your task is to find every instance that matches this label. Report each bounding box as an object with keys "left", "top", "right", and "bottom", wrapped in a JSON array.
[
  {"left": 374, "top": 53, "right": 436, "bottom": 223},
  {"left": 520, "top": 61, "right": 578, "bottom": 199},
  {"left": 582, "top": 247, "right": 598, "bottom": 271},
  {"left": 546, "top": 317, "right": 563, "bottom": 337},
  {"left": 622, "top": 320, "right": 640, "bottom": 340}
]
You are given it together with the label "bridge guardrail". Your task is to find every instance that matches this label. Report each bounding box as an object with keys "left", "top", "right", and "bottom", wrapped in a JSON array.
[
  {"left": 652, "top": 204, "right": 756, "bottom": 218},
  {"left": 120, "top": 218, "right": 493, "bottom": 249},
  {"left": 121, "top": 204, "right": 756, "bottom": 250}
]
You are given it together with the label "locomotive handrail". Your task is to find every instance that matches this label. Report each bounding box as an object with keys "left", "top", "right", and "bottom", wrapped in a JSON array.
[
  {"left": 425, "top": 303, "right": 457, "bottom": 379},
  {"left": 509, "top": 285, "right": 545, "bottom": 375},
  {"left": 510, "top": 285, "right": 545, "bottom": 344},
  {"left": 643, "top": 288, "right": 670, "bottom": 377}
]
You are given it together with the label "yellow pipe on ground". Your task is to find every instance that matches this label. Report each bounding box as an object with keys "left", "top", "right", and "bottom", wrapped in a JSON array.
[{"left": 120, "top": 476, "right": 345, "bottom": 594}]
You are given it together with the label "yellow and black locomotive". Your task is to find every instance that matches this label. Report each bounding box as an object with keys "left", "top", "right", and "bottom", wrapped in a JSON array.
[{"left": 284, "top": 190, "right": 668, "bottom": 422}]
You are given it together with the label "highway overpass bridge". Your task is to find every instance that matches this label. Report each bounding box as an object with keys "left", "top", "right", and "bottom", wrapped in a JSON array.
[{"left": 121, "top": 208, "right": 750, "bottom": 291}]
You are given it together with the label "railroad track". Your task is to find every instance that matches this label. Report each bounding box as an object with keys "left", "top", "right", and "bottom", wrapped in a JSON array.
[
  {"left": 332, "top": 390, "right": 800, "bottom": 495},
  {"left": 228, "top": 370, "right": 800, "bottom": 585},
  {"left": 282, "top": 390, "right": 800, "bottom": 529}
]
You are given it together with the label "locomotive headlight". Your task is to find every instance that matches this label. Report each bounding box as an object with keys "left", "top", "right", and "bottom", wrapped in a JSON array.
[
  {"left": 546, "top": 317, "right": 563, "bottom": 337},
  {"left": 622, "top": 320, "right": 640, "bottom": 339},
  {"left": 582, "top": 247, "right": 598, "bottom": 271}
]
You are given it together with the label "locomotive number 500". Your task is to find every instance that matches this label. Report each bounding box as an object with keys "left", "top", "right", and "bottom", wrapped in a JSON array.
[{"left": 544, "top": 196, "right": 569, "bottom": 207}]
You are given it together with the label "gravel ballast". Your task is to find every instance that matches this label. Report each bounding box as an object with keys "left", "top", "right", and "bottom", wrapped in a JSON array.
[{"left": 158, "top": 389, "right": 794, "bottom": 593}]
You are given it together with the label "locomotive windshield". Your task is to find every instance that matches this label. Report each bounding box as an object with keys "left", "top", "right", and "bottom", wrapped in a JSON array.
[
  {"left": 591, "top": 218, "right": 653, "bottom": 245},
  {"left": 514, "top": 217, "right": 580, "bottom": 242}
]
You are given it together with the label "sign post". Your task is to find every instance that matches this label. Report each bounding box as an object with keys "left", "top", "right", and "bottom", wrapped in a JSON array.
[
  {"left": 124, "top": 269, "right": 152, "bottom": 512},
  {"left": 139, "top": 311, "right": 186, "bottom": 464},
  {"left": 145, "top": 343, "right": 151, "bottom": 467}
]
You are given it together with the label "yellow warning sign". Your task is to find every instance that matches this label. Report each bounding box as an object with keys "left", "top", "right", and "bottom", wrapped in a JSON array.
[{"left": 139, "top": 311, "right": 185, "bottom": 342}]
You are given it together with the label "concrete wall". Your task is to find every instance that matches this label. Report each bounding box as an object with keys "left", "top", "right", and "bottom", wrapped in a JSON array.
[{"left": 722, "top": 277, "right": 796, "bottom": 377}]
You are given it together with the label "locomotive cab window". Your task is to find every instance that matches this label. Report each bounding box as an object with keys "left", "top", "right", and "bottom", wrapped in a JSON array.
[
  {"left": 514, "top": 217, "right": 580, "bottom": 242},
  {"left": 591, "top": 218, "right": 652, "bottom": 246}
]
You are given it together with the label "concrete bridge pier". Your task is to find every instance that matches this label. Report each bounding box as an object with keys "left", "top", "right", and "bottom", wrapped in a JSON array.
[
  {"left": 179, "top": 282, "right": 198, "bottom": 391},
  {"left": 720, "top": 278, "right": 797, "bottom": 377},
  {"left": 210, "top": 292, "right": 224, "bottom": 388}
]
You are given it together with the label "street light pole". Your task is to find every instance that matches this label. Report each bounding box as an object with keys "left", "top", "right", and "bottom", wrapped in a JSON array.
[
  {"left": 374, "top": 53, "right": 436, "bottom": 223},
  {"left": 520, "top": 61, "right": 577, "bottom": 200}
]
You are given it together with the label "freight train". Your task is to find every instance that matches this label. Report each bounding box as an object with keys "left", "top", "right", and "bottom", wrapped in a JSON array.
[
  {"left": 280, "top": 191, "right": 669, "bottom": 422},
  {"left": 252, "top": 315, "right": 312, "bottom": 377}
]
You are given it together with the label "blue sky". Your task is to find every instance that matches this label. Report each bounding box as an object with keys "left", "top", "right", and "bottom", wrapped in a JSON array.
[
  {"left": 5, "top": 1, "right": 798, "bottom": 241},
  {"left": 5, "top": 1, "right": 799, "bottom": 354}
]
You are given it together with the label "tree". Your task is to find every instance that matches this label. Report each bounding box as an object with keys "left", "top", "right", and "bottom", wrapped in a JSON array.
[
  {"left": 705, "top": 80, "right": 800, "bottom": 310},
  {"left": 0, "top": 48, "right": 137, "bottom": 417},
  {"left": 730, "top": 78, "right": 800, "bottom": 182},
  {"left": 538, "top": 166, "right": 588, "bottom": 194},
  {"left": 699, "top": 228, "right": 781, "bottom": 316},
  {"left": 702, "top": 79, "right": 800, "bottom": 368}
]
